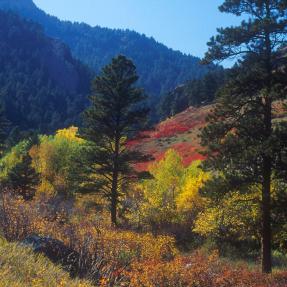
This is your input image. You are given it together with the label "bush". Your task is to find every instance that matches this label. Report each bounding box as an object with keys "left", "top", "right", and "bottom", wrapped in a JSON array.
[{"left": 128, "top": 250, "right": 287, "bottom": 287}]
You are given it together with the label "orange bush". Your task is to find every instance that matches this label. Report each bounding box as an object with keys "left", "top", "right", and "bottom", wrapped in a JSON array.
[{"left": 128, "top": 251, "right": 287, "bottom": 287}]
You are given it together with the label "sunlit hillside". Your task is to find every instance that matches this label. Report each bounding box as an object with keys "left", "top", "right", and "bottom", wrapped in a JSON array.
[
  {"left": 128, "top": 105, "right": 212, "bottom": 170},
  {"left": 129, "top": 100, "right": 287, "bottom": 171}
]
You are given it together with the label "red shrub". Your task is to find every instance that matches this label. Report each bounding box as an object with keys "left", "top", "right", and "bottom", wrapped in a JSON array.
[{"left": 153, "top": 122, "right": 190, "bottom": 138}]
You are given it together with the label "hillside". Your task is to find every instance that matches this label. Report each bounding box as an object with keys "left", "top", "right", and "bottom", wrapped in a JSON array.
[
  {"left": 0, "top": 11, "right": 91, "bottom": 132},
  {"left": 159, "top": 67, "right": 227, "bottom": 119},
  {"left": 130, "top": 101, "right": 287, "bottom": 171},
  {"left": 0, "top": 0, "right": 211, "bottom": 99},
  {"left": 128, "top": 105, "right": 213, "bottom": 171}
]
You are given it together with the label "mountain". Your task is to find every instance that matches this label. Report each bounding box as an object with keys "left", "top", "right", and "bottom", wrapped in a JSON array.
[
  {"left": 0, "top": 11, "right": 91, "bottom": 132},
  {"left": 0, "top": 0, "right": 211, "bottom": 98}
]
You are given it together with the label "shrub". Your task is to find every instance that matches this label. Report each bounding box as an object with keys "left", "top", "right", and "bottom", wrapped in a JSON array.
[{"left": 128, "top": 250, "right": 287, "bottom": 287}]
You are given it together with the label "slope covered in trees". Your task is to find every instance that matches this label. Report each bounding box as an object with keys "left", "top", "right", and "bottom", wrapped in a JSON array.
[
  {"left": 0, "top": 0, "right": 211, "bottom": 98},
  {"left": 0, "top": 11, "right": 91, "bottom": 133},
  {"left": 159, "top": 67, "right": 227, "bottom": 119}
]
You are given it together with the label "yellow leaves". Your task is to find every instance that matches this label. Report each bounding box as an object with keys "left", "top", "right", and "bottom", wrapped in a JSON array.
[
  {"left": 2, "top": 190, "right": 177, "bottom": 286},
  {"left": 30, "top": 126, "right": 84, "bottom": 196},
  {"left": 194, "top": 189, "right": 260, "bottom": 240},
  {"left": 141, "top": 150, "right": 183, "bottom": 219},
  {"left": 193, "top": 207, "right": 221, "bottom": 236},
  {"left": 140, "top": 150, "right": 209, "bottom": 226},
  {"left": 55, "top": 126, "right": 83, "bottom": 143},
  {"left": 176, "top": 160, "right": 210, "bottom": 212}
]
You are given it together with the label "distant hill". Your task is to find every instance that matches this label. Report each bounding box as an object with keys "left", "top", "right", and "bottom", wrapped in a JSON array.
[
  {"left": 0, "top": 0, "right": 212, "bottom": 99},
  {"left": 0, "top": 11, "right": 91, "bottom": 132}
]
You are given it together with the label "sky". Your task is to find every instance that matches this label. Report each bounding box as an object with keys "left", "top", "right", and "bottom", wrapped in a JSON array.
[{"left": 33, "top": 0, "right": 241, "bottom": 60}]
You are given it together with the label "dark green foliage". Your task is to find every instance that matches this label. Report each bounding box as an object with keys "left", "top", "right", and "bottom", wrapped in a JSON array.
[
  {"left": 200, "top": 0, "right": 287, "bottom": 273},
  {"left": 81, "top": 55, "right": 149, "bottom": 225},
  {"left": 0, "top": 102, "right": 9, "bottom": 155},
  {"left": 7, "top": 152, "right": 39, "bottom": 200},
  {"left": 159, "top": 68, "right": 227, "bottom": 118},
  {"left": 0, "top": 138, "right": 39, "bottom": 200},
  {"left": 0, "top": 11, "right": 91, "bottom": 133},
  {"left": 0, "top": 0, "right": 211, "bottom": 100}
]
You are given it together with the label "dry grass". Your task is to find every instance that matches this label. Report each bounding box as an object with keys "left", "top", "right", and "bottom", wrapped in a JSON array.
[{"left": 0, "top": 237, "right": 92, "bottom": 287}]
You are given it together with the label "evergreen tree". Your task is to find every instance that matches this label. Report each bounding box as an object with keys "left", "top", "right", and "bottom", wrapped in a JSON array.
[
  {"left": 7, "top": 152, "right": 39, "bottom": 200},
  {"left": 201, "top": 0, "right": 287, "bottom": 273},
  {"left": 81, "top": 55, "right": 149, "bottom": 226}
]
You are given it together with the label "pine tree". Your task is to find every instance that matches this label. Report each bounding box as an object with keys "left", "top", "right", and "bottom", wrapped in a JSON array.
[
  {"left": 81, "top": 55, "right": 149, "bottom": 226},
  {"left": 7, "top": 153, "right": 39, "bottom": 200},
  {"left": 201, "top": 0, "right": 287, "bottom": 273}
]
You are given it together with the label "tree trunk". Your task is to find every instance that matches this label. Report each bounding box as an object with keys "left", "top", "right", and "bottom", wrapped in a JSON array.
[
  {"left": 111, "top": 135, "right": 120, "bottom": 227},
  {"left": 261, "top": 14, "right": 272, "bottom": 268},
  {"left": 261, "top": 158, "right": 272, "bottom": 273},
  {"left": 111, "top": 172, "right": 118, "bottom": 227},
  {"left": 261, "top": 85, "right": 272, "bottom": 273}
]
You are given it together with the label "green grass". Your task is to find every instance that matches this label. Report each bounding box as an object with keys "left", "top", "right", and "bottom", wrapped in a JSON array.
[{"left": 0, "top": 237, "right": 93, "bottom": 287}]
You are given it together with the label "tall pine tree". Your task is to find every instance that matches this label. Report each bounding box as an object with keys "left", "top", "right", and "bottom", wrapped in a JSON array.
[
  {"left": 81, "top": 55, "right": 149, "bottom": 226},
  {"left": 201, "top": 0, "right": 287, "bottom": 273}
]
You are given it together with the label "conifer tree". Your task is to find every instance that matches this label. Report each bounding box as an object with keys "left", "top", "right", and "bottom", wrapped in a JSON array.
[
  {"left": 81, "top": 55, "right": 149, "bottom": 226},
  {"left": 201, "top": 0, "right": 287, "bottom": 273},
  {"left": 7, "top": 152, "right": 39, "bottom": 200}
]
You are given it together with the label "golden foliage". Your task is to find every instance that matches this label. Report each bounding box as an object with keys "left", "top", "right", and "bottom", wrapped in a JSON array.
[
  {"left": 30, "top": 126, "right": 84, "bottom": 196},
  {"left": 138, "top": 150, "right": 209, "bottom": 228},
  {"left": 194, "top": 186, "right": 261, "bottom": 241}
]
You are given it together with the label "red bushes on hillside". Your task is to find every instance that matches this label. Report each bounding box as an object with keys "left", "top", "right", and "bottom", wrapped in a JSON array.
[
  {"left": 153, "top": 122, "right": 190, "bottom": 138},
  {"left": 127, "top": 105, "right": 212, "bottom": 171},
  {"left": 171, "top": 142, "right": 206, "bottom": 166}
]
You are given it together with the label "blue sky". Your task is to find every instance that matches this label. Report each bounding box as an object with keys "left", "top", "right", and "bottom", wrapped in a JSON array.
[{"left": 33, "top": 0, "right": 240, "bottom": 59}]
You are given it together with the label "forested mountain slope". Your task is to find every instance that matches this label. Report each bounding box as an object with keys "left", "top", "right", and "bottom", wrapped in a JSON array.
[
  {"left": 0, "top": 0, "right": 211, "bottom": 98},
  {"left": 159, "top": 67, "right": 227, "bottom": 119},
  {"left": 0, "top": 11, "right": 91, "bottom": 132}
]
